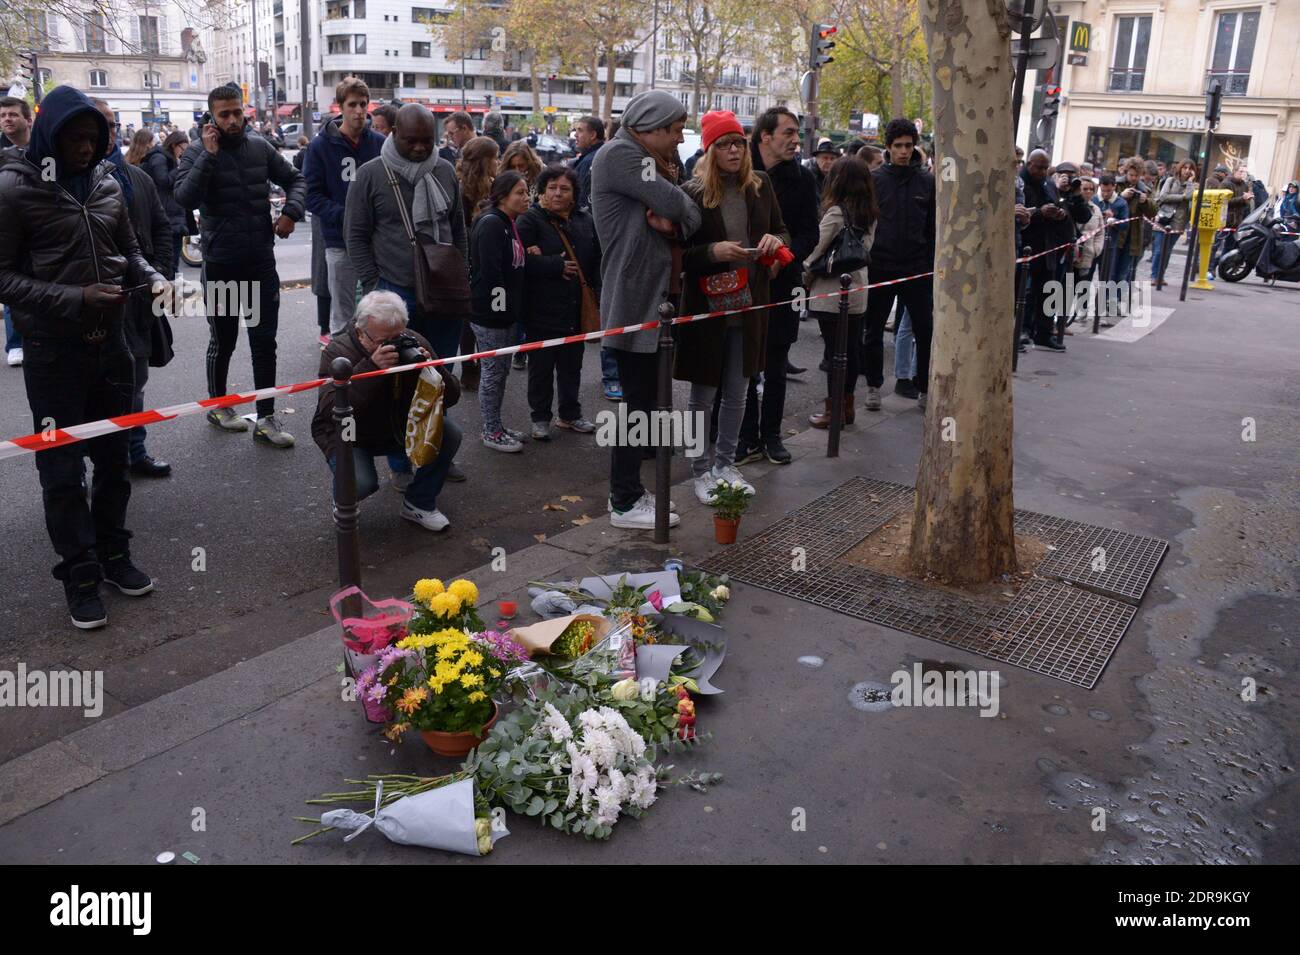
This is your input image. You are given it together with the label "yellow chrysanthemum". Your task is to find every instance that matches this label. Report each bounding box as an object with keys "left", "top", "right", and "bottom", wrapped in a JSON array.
[
  {"left": 462, "top": 650, "right": 483, "bottom": 668},
  {"left": 383, "top": 722, "right": 411, "bottom": 742},
  {"left": 488, "top": 668, "right": 501, "bottom": 678},
  {"left": 426, "top": 591, "right": 463, "bottom": 617},
  {"left": 428, "top": 676, "right": 446, "bottom": 695},
  {"left": 448, "top": 579, "right": 478, "bottom": 605},
  {"left": 413, "top": 578, "right": 445, "bottom": 604},
  {"left": 459, "top": 672, "right": 482, "bottom": 689},
  {"left": 467, "top": 691, "right": 487, "bottom": 703}
]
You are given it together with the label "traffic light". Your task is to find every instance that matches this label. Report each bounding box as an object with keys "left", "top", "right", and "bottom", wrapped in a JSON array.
[
  {"left": 810, "top": 23, "right": 836, "bottom": 70},
  {"left": 1040, "top": 84, "right": 1061, "bottom": 120},
  {"left": 547, "top": 74, "right": 557, "bottom": 93}
]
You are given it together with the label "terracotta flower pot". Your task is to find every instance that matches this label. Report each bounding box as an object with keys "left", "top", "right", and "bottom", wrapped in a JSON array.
[
  {"left": 419, "top": 702, "right": 500, "bottom": 758},
  {"left": 714, "top": 515, "right": 741, "bottom": 545}
]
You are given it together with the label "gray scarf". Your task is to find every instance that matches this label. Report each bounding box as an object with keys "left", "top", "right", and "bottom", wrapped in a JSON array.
[{"left": 380, "top": 133, "right": 451, "bottom": 244}]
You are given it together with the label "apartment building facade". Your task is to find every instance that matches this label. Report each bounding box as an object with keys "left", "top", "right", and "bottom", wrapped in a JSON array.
[{"left": 1043, "top": 0, "right": 1300, "bottom": 190}]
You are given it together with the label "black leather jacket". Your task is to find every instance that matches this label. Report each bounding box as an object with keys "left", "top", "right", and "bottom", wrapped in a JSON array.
[
  {"left": 871, "top": 157, "right": 937, "bottom": 273},
  {"left": 0, "top": 148, "right": 165, "bottom": 341},
  {"left": 174, "top": 128, "right": 306, "bottom": 265}
]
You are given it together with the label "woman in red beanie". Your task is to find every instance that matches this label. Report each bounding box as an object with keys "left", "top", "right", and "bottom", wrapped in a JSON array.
[{"left": 674, "top": 110, "right": 790, "bottom": 507}]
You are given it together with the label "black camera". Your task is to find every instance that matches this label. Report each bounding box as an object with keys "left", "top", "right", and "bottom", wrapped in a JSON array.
[{"left": 384, "top": 332, "right": 426, "bottom": 366}]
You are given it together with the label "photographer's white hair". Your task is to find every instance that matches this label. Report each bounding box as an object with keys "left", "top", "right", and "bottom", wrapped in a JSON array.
[{"left": 354, "top": 290, "right": 409, "bottom": 334}]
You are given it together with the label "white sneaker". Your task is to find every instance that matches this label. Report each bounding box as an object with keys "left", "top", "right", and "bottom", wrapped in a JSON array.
[
  {"left": 606, "top": 492, "right": 676, "bottom": 513},
  {"left": 254, "top": 414, "right": 295, "bottom": 448},
  {"left": 694, "top": 474, "right": 720, "bottom": 506},
  {"left": 711, "top": 464, "right": 754, "bottom": 496},
  {"left": 865, "top": 386, "right": 882, "bottom": 411},
  {"left": 609, "top": 495, "right": 679, "bottom": 530},
  {"left": 6, "top": 348, "right": 22, "bottom": 367},
  {"left": 401, "top": 502, "right": 450, "bottom": 531}
]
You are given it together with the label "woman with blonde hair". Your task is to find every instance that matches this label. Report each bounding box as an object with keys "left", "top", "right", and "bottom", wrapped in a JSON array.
[
  {"left": 456, "top": 135, "right": 500, "bottom": 224},
  {"left": 124, "top": 128, "right": 155, "bottom": 166},
  {"left": 500, "top": 140, "right": 543, "bottom": 192},
  {"left": 674, "top": 110, "right": 790, "bottom": 506}
]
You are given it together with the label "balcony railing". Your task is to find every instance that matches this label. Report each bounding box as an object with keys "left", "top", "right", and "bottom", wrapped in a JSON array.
[
  {"left": 1108, "top": 69, "right": 1145, "bottom": 93},
  {"left": 1206, "top": 69, "right": 1250, "bottom": 96}
]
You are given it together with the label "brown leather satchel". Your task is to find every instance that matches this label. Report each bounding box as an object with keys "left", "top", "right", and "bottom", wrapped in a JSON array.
[
  {"left": 382, "top": 161, "right": 471, "bottom": 315},
  {"left": 551, "top": 219, "right": 601, "bottom": 334}
]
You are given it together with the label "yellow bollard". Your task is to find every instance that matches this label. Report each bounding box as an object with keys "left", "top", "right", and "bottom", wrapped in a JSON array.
[{"left": 1192, "top": 188, "right": 1233, "bottom": 290}]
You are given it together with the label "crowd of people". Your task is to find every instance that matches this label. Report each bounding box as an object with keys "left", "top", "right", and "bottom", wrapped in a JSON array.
[{"left": 5, "top": 76, "right": 1296, "bottom": 630}]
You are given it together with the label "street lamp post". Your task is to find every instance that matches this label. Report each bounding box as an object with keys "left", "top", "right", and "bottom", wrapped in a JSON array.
[
  {"left": 144, "top": 0, "right": 159, "bottom": 124},
  {"left": 250, "top": 0, "right": 262, "bottom": 116}
]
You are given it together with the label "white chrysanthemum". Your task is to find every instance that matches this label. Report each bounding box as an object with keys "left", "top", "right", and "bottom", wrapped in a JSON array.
[
  {"left": 537, "top": 702, "right": 573, "bottom": 743},
  {"left": 593, "top": 782, "right": 622, "bottom": 826},
  {"left": 607, "top": 767, "right": 630, "bottom": 804},
  {"left": 629, "top": 768, "right": 658, "bottom": 810},
  {"left": 731, "top": 480, "right": 745, "bottom": 491},
  {"left": 580, "top": 727, "right": 618, "bottom": 769}
]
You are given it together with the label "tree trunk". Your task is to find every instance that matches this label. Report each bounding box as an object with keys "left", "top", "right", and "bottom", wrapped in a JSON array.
[
  {"left": 588, "top": 57, "right": 600, "bottom": 117},
  {"left": 908, "top": 0, "right": 1018, "bottom": 584},
  {"left": 890, "top": 51, "right": 906, "bottom": 118},
  {"left": 529, "top": 53, "right": 541, "bottom": 114},
  {"left": 692, "top": 69, "right": 702, "bottom": 127},
  {"left": 603, "top": 54, "right": 617, "bottom": 124}
]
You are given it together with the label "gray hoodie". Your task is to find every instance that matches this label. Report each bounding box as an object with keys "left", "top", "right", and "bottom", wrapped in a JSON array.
[{"left": 589, "top": 128, "right": 701, "bottom": 352}]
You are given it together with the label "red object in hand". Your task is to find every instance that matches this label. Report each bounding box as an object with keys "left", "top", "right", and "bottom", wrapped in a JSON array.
[
  {"left": 498, "top": 600, "right": 518, "bottom": 619},
  {"left": 758, "top": 245, "right": 794, "bottom": 269}
]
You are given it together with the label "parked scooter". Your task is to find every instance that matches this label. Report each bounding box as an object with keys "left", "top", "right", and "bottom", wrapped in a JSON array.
[{"left": 1217, "top": 201, "right": 1300, "bottom": 283}]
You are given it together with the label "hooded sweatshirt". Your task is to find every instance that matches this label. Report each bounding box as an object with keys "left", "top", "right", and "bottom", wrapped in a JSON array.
[{"left": 24, "top": 85, "right": 110, "bottom": 204}]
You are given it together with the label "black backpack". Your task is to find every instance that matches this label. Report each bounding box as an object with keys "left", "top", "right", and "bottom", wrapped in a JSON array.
[{"left": 811, "top": 205, "right": 871, "bottom": 276}]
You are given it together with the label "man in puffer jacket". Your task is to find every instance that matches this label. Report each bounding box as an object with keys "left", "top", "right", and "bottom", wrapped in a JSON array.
[
  {"left": 175, "top": 83, "right": 306, "bottom": 448},
  {"left": 0, "top": 85, "right": 170, "bottom": 629}
]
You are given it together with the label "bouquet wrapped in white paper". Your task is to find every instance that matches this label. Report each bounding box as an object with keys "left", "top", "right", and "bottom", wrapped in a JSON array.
[{"left": 319, "top": 778, "right": 507, "bottom": 856}]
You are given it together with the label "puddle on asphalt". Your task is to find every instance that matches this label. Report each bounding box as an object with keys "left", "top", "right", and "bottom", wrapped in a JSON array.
[{"left": 1038, "top": 481, "right": 1296, "bottom": 863}]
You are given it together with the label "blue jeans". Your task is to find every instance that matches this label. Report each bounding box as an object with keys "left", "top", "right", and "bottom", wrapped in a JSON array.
[
  {"left": 600, "top": 346, "right": 620, "bottom": 387},
  {"left": 374, "top": 279, "right": 463, "bottom": 364},
  {"left": 1109, "top": 248, "right": 1133, "bottom": 285},
  {"left": 1150, "top": 230, "right": 1179, "bottom": 282},
  {"left": 329, "top": 418, "right": 462, "bottom": 512},
  {"left": 4, "top": 305, "right": 20, "bottom": 353},
  {"left": 893, "top": 308, "right": 915, "bottom": 381}
]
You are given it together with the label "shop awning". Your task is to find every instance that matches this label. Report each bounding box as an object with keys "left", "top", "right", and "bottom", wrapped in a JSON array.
[{"left": 276, "top": 104, "right": 298, "bottom": 117}]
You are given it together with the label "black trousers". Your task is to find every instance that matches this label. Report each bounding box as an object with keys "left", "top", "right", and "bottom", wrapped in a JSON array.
[
  {"left": 736, "top": 329, "right": 790, "bottom": 449},
  {"left": 527, "top": 339, "right": 583, "bottom": 423},
  {"left": 22, "top": 334, "right": 135, "bottom": 580},
  {"left": 1026, "top": 259, "right": 1066, "bottom": 342},
  {"left": 861, "top": 270, "right": 933, "bottom": 391},
  {"left": 817, "top": 312, "right": 863, "bottom": 396},
  {"left": 204, "top": 258, "right": 281, "bottom": 417},
  {"left": 609, "top": 348, "right": 657, "bottom": 511}
]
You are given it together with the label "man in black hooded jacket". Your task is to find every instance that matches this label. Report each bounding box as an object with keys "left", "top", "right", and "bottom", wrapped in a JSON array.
[{"left": 0, "top": 85, "right": 170, "bottom": 629}]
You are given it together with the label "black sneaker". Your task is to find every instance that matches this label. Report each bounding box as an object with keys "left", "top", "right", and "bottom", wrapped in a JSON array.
[
  {"left": 1035, "top": 337, "right": 1066, "bottom": 352},
  {"left": 894, "top": 378, "right": 920, "bottom": 399},
  {"left": 64, "top": 563, "right": 107, "bottom": 630},
  {"left": 129, "top": 455, "right": 172, "bottom": 478},
  {"left": 511, "top": 353, "right": 527, "bottom": 370},
  {"left": 101, "top": 555, "right": 155, "bottom": 596},
  {"left": 734, "top": 444, "right": 765, "bottom": 466},
  {"left": 764, "top": 437, "right": 792, "bottom": 465},
  {"left": 786, "top": 361, "right": 806, "bottom": 376},
  {"left": 818, "top": 357, "right": 830, "bottom": 373}
]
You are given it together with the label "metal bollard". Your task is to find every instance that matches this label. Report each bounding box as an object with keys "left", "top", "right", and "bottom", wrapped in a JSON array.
[
  {"left": 653, "top": 299, "right": 676, "bottom": 545},
  {"left": 1154, "top": 224, "right": 1177, "bottom": 291},
  {"left": 1013, "top": 247, "right": 1032, "bottom": 370},
  {"left": 1093, "top": 232, "right": 1114, "bottom": 335},
  {"left": 331, "top": 356, "right": 362, "bottom": 620},
  {"left": 826, "top": 273, "right": 851, "bottom": 457}
]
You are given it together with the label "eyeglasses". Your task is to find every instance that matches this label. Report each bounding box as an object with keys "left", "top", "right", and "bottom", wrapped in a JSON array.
[{"left": 716, "top": 139, "right": 746, "bottom": 152}]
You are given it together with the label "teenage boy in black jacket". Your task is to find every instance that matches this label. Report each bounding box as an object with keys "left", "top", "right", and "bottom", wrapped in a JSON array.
[{"left": 863, "top": 118, "right": 936, "bottom": 407}]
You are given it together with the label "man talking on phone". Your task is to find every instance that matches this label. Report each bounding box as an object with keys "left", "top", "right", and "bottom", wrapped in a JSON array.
[
  {"left": 0, "top": 85, "right": 171, "bottom": 628},
  {"left": 175, "top": 83, "right": 306, "bottom": 448}
]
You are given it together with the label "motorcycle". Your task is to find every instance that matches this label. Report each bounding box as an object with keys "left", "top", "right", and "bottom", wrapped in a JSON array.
[
  {"left": 1218, "top": 201, "right": 1300, "bottom": 283},
  {"left": 178, "top": 187, "right": 291, "bottom": 270}
]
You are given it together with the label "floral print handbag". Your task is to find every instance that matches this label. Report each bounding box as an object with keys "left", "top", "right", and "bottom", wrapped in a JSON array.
[{"left": 698, "top": 267, "right": 752, "bottom": 312}]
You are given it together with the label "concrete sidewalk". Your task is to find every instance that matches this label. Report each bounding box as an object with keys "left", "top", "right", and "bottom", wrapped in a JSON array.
[{"left": 1, "top": 280, "right": 1295, "bottom": 864}]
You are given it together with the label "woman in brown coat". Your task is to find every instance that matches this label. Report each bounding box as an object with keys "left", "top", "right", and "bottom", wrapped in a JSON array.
[{"left": 674, "top": 110, "right": 790, "bottom": 506}]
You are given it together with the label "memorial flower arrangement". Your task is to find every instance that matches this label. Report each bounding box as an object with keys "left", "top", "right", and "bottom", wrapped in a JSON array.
[{"left": 409, "top": 577, "right": 486, "bottom": 635}]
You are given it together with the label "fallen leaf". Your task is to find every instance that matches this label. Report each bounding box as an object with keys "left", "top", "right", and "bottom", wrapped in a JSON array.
[
  {"left": 571, "top": 514, "right": 594, "bottom": 526},
  {"left": 869, "top": 495, "right": 882, "bottom": 503},
  {"left": 559, "top": 495, "right": 582, "bottom": 503},
  {"left": 543, "top": 503, "right": 568, "bottom": 512},
  {"left": 533, "top": 533, "right": 547, "bottom": 542}
]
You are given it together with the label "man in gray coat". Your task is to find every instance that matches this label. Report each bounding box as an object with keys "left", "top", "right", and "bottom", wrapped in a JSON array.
[{"left": 590, "top": 90, "right": 701, "bottom": 530}]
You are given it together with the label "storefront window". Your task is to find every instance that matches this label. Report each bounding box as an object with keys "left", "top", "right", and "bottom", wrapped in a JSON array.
[{"left": 1085, "top": 127, "right": 1253, "bottom": 176}]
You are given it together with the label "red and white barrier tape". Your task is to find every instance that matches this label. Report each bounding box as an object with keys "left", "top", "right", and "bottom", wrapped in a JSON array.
[{"left": 0, "top": 215, "right": 1155, "bottom": 463}]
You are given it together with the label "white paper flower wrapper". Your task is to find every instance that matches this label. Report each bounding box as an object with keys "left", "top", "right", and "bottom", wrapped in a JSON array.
[{"left": 319, "top": 778, "right": 508, "bottom": 856}]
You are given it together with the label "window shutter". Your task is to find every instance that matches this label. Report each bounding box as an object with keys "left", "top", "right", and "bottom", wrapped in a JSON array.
[
  {"left": 160, "top": 13, "right": 173, "bottom": 55},
  {"left": 129, "top": 15, "right": 141, "bottom": 52}
]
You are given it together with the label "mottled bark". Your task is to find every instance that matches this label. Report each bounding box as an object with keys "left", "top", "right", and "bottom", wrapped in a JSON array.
[{"left": 908, "top": 0, "right": 1018, "bottom": 583}]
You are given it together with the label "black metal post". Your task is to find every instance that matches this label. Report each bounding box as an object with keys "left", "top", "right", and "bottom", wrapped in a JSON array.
[
  {"left": 826, "top": 273, "right": 850, "bottom": 457},
  {"left": 1013, "top": 247, "right": 1032, "bottom": 369},
  {"left": 1093, "top": 231, "right": 1114, "bottom": 334},
  {"left": 1010, "top": 0, "right": 1037, "bottom": 137},
  {"left": 653, "top": 299, "right": 676, "bottom": 545},
  {"left": 330, "top": 356, "right": 361, "bottom": 619},
  {"left": 1154, "top": 222, "right": 1178, "bottom": 291}
]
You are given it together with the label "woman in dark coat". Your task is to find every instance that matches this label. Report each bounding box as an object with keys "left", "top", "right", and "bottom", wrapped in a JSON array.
[
  {"left": 468, "top": 170, "right": 530, "bottom": 453},
  {"left": 674, "top": 111, "right": 789, "bottom": 507},
  {"left": 141, "top": 130, "right": 192, "bottom": 277},
  {"left": 516, "top": 164, "right": 601, "bottom": 440}
]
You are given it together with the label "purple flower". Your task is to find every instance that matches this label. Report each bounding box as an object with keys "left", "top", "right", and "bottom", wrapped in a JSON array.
[
  {"left": 377, "top": 646, "right": 414, "bottom": 673},
  {"left": 357, "top": 666, "right": 378, "bottom": 694},
  {"left": 474, "top": 630, "right": 531, "bottom": 666}
]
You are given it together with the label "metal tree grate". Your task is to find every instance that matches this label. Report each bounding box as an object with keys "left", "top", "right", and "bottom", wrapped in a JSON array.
[{"left": 700, "top": 479, "right": 1165, "bottom": 689}]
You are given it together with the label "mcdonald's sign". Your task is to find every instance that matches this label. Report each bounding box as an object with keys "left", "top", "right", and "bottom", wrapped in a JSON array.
[{"left": 1069, "top": 21, "right": 1091, "bottom": 53}]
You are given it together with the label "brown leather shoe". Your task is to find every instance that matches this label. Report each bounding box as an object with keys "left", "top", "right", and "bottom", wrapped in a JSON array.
[{"left": 809, "top": 398, "right": 833, "bottom": 429}]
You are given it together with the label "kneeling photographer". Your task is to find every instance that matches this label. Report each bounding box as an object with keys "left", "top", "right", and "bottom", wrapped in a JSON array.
[{"left": 312, "top": 291, "right": 462, "bottom": 533}]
